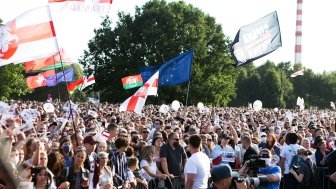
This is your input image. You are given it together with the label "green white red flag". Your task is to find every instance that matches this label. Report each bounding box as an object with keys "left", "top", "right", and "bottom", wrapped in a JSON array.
[{"left": 121, "top": 74, "right": 143, "bottom": 89}]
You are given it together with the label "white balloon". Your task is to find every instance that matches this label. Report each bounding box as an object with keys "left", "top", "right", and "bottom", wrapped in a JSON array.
[
  {"left": 253, "top": 100, "right": 263, "bottom": 111},
  {"left": 171, "top": 100, "right": 180, "bottom": 111},
  {"left": 197, "top": 102, "right": 204, "bottom": 110},
  {"left": 274, "top": 107, "right": 279, "bottom": 112},
  {"left": 159, "top": 104, "right": 170, "bottom": 114}
]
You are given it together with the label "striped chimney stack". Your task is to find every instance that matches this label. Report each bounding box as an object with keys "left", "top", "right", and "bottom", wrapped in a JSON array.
[{"left": 295, "top": 0, "right": 303, "bottom": 64}]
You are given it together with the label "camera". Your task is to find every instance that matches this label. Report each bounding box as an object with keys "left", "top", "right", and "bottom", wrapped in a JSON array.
[
  {"left": 231, "top": 171, "right": 270, "bottom": 188},
  {"left": 247, "top": 154, "right": 267, "bottom": 176}
]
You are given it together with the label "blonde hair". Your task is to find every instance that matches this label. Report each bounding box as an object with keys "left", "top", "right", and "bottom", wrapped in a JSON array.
[{"left": 141, "top": 146, "right": 154, "bottom": 163}]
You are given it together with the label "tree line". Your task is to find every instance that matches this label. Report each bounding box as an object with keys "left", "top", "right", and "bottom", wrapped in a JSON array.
[{"left": 0, "top": 0, "right": 335, "bottom": 109}]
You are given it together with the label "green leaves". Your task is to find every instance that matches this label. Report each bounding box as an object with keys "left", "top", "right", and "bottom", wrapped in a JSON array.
[
  {"left": 80, "top": 0, "right": 238, "bottom": 105},
  {"left": 0, "top": 64, "right": 31, "bottom": 101}
]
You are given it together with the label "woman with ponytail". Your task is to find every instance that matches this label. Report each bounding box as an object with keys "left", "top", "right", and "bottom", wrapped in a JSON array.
[{"left": 289, "top": 149, "right": 319, "bottom": 189}]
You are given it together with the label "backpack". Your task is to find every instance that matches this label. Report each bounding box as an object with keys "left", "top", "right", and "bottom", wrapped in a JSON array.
[
  {"left": 301, "top": 160, "right": 320, "bottom": 188},
  {"left": 289, "top": 154, "right": 304, "bottom": 170},
  {"left": 288, "top": 145, "right": 302, "bottom": 170}
]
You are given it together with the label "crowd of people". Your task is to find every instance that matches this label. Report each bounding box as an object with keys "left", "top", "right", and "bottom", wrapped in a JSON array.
[{"left": 0, "top": 100, "right": 336, "bottom": 189}]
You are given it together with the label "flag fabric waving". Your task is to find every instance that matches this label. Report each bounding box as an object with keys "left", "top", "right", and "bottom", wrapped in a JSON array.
[
  {"left": 290, "top": 69, "right": 304, "bottom": 77},
  {"left": 24, "top": 49, "right": 72, "bottom": 73},
  {"left": 230, "top": 11, "right": 282, "bottom": 67},
  {"left": 140, "top": 50, "right": 193, "bottom": 86},
  {"left": 119, "top": 71, "right": 159, "bottom": 115},
  {"left": 80, "top": 74, "right": 95, "bottom": 90},
  {"left": 48, "top": 0, "right": 113, "bottom": 14},
  {"left": 45, "top": 67, "right": 74, "bottom": 86},
  {"left": 296, "top": 96, "right": 304, "bottom": 111},
  {"left": 121, "top": 74, "right": 143, "bottom": 89},
  {"left": 67, "top": 75, "right": 85, "bottom": 93},
  {"left": 26, "top": 70, "right": 55, "bottom": 89},
  {"left": 0, "top": 6, "right": 58, "bottom": 67}
]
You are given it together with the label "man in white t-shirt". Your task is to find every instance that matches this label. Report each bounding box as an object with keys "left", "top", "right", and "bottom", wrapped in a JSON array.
[
  {"left": 184, "top": 135, "right": 211, "bottom": 189},
  {"left": 280, "top": 133, "right": 301, "bottom": 189}
]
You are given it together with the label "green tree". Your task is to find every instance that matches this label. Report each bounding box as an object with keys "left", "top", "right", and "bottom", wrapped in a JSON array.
[
  {"left": 80, "top": 0, "right": 238, "bottom": 105},
  {"left": 0, "top": 64, "right": 31, "bottom": 101},
  {"left": 229, "top": 65, "right": 261, "bottom": 106}
]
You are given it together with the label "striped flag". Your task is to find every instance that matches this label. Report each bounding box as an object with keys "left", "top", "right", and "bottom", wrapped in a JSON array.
[
  {"left": 119, "top": 71, "right": 159, "bottom": 115},
  {"left": 80, "top": 74, "right": 95, "bottom": 90},
  {"left": 0, "top": 6, "right": 58, "bottom": 67},
  {"left": 24, "top": 49, "right": 72, "bottom": 73},
  {"left": 121, "top": 74, "right": 143, "bottom": 89},
  {"left": 290, "top": 69, "right": 304, "bottom": 77},
  {"left": 67, "top": 76, "right": 85, "bottom": 93}
]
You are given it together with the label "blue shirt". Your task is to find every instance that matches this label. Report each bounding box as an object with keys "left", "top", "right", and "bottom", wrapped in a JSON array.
[{"left": 256, "top": 165, "right": 281, "bottom": 189}]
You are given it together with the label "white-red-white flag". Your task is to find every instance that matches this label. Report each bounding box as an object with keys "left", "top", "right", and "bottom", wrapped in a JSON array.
[
  {"left": 80, "top": 74, "right": 95, "bottom": 91},
  {"left": 48, "top": 0, "right": 113, "bottom": 14},
  {"left": 119, "top": 71, "right": 159, "bottom": 115},
  {"left": 0, "top": 6, "right": 59, "bottom": 67},
  {"left": 290, "top": 69, "right": 304, "bottom": 77}
]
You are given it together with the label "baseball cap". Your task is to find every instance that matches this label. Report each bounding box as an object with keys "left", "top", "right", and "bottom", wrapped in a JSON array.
[
  {"left": 211, "top": 164, "right": 232, "bottom": 182},
  {"left": 83, "top": 135, "right": 99, "bottom": 145}
]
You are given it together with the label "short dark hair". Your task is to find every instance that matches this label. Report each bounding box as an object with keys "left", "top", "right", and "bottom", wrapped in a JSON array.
[
  {"left": 285, "top": 133, "right": 298, "bottom": 144},
  {"left": 127, "top": 156, "right": 138, "bottom": 167},
  {"left": 189, "top": 135, "right": 201, "bottom": 149},
  {"left": 115, "top": 138, "right": 129, "bottom": 149},
  {"left": 107, "top": 123, "right": 118, "bottom": 132}
]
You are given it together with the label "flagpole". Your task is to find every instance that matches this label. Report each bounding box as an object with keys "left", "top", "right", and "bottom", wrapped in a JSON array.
[
  {"left": 51, "top": 54, "right": 62, "bottom": 103},
  {"left": 185, "top": 81, "right": 191, "bottom": 106},
  {"left": 185, "top": 50, "right": 194, "bottom": 107},
  {"left": 47, "top": 5, "right": 78, "bottom": 147}
]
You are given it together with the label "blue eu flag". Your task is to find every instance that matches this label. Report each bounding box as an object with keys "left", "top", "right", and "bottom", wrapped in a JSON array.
[
  {"left": 141, "top": 50, "right": 193, "bottom": 86},
  {"left": 46, "top": 67, "right": 74, "bottom": 86}
]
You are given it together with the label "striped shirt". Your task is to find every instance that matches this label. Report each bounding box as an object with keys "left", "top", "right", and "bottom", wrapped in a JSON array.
[{"left": 109, "top": 150, "right": 128, "bottom": 182}]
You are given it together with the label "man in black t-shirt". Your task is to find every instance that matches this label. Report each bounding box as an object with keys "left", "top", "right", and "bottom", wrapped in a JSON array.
[
  {"left": 160, "top": 132, "right": 187, "bottom": 189},
  {"left": 241, "top": 136, "right": 258, "bottom": 165}
]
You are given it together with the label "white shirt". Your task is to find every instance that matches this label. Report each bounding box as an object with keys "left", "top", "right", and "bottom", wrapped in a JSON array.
[
  {"left": 184, "top": 151, "right": 210, "bottom": 189},
  {"left": 140, "top": 159, "right": 157, "bottom": 181},
  {"left": 88, "top": 154, "right": 95, "bottom": 189},
  {"left": 280, "top": 143, "right": 301, "bottom": 174},
  {"left": 211, "top": 145, "right": 235, "bottom": 165}
]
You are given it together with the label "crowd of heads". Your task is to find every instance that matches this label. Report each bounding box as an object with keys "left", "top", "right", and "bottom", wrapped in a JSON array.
[{"left": 0, "top": 100, "right": 335, "bottom": 188}]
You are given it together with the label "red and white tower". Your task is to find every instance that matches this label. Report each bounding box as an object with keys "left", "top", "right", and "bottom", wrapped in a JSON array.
[{"left": 294, "top": 0, "right": 303, "bottom": 64}]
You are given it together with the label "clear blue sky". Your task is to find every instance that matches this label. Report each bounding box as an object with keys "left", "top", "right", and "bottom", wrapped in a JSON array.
[{"left": 1, "top": 0, "right": 335, "bottom": 73}]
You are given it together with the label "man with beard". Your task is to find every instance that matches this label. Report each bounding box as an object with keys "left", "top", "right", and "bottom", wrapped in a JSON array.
[{"left": 160, "top": 132, "right": 187, "bottom": 189}]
